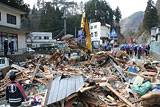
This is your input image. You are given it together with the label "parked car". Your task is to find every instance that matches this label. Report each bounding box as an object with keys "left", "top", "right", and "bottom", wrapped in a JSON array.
[
  {"left": 26, "top": 48, "right": 35, "bottom": 53},
  {"left": 0, "top": 57, "right": 10, "bottom": 80}
]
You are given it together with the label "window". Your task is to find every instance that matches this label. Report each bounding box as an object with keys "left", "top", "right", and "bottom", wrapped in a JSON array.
[
  {"left": 39, "top": 37, "right": 41, "bottom": 40},
  {"left": 91, "top": 33, "right": 93, "bottom": 37},
  {"left": 95, "top": 32, "right": 98, "bottom": 37},
  {"left": 0, "top": 59, "right": 5, "bottom": 64},
  {"left": 44, "top": 36, "right": 49, "bottom": 40},
  {"left": 94, "top": 25, "right": 97, "bottom": 28},
  {"left": 34, "top": 37, "right": 37, "bottom": 40},
  {"left": 0, "top": 12, "right": 1, "bottom": 21},
  {"left": 91, "top": 26, "right": 93, "bottom": 29},
  {"left": 34, "top": 36, "right": 39, "bottom": 40},
  {"left": 7, "top": 14, "right": 16, "bottom": 25}
]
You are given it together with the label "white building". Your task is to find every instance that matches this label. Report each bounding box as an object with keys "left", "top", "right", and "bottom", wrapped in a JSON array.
[
  {"left": 151, "top": 26, "right": 160, "bottom": 41},
  {"left": 0, "top": 2, "right": 27, "bottom": 53},
  {"left": 27, "top": 32, "right": 56, "bottom": 48},
  {"left": 89, "top": 22, "right": 110, "bottom": 48}
]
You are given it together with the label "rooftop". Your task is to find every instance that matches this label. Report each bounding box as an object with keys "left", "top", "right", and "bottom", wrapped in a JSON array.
[{"left": 0, "top": 2, "right": 26, "bottom": 14}]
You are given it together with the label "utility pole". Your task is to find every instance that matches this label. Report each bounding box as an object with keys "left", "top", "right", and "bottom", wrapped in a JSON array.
[
  {"left": 75, "top": 26, "right": 76, "bottom": 38},
  {"left": 64, "top": 1, "right": 66, "bottom": 36}
]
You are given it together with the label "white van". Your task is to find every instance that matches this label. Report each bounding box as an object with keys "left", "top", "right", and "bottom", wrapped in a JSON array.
[
  {"left": 0, "top": 57, "right": 9, "bottom": 69},
  {"left": 0, "top": 57, "right": 10, "bottom": 79}
]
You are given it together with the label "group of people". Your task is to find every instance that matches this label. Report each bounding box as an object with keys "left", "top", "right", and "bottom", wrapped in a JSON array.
[
  {"left": 3, "top": 38, "right": 14, "bottom": 56},
  {"left": 120, "top": 44, "right": 150, "bottom": 59}
]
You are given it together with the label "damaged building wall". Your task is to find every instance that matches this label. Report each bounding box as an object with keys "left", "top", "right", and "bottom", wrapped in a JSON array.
[{"left": 151, "top": 41, "right": 160, "bottom": 60}]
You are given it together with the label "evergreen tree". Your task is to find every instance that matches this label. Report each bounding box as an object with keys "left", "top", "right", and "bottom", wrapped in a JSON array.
[
  {"left": 114, "top": 7, "right": 122, "bottom": 24},
  {"left": 0, "top": 0, "right": 30, "bottom": 13},
  {"left": 39, "top": 2, "right": 56, "bottom": 31},
  {"left": 156, "top": 0, "right": 160, "bottom": 21},
  {"left": 67, "top": 15, "right": 82, "bottom": 35},
  {"left": 143, "top": 0, "right": 159, "bottom": 31},
  {"left": 85, "top": 0, "right": 115, "bottom": 27}
]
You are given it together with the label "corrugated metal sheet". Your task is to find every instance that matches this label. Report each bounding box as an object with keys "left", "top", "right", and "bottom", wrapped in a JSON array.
[{"left": 47, "top": 75, "right": 84, "bottom": 105}]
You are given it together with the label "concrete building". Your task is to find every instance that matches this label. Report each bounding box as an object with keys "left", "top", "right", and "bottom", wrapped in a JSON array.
[
  {"left": 151, "top": 26, "right": 160, "bottom": 41},
  {"left": 89, "top": 22, "right": 110, "bottom": 48},
  {"left": 27, "top": 32, "right": 56, "bottom": 48},
  {"left": 0, "top": 2, "right": 27, "bottom": 54}
]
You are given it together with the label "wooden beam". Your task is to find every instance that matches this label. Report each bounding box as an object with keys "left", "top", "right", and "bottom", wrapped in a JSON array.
[
  {"left": 123, "top": 71, "right": 152, "bottom": 80},
  {"left": 41, "top": 89, "right": 48, "bottom": 107},
  {"left": 30, "top": 64, "right": 40, "bottom": 84},
  {"left": 79, "top": 85, "right": 97, "bottom": 93},
  {"left": 11, "top": 64, "right": 26, "bottom": 71},
  {"left": 99, "top": 82, "right": 134, "bottom": 107}
]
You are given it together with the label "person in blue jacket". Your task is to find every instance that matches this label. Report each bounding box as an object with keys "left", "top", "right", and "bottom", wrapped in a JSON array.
[
  {"left": 138, "top": 46, "right": 142, "bottom": 59},
  {"left": 129, "top": 45, "right": 133, "bottom": 58},
  {"left": 134, "top": 45, "right": 138, "bottom": 56},
  {"left": 126, "top": 45, "right": 130, "bottom": 55}
]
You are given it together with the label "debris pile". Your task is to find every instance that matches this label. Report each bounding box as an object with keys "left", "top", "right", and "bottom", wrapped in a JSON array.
[{"left": 0, "top": 50, "right": 160, "bottom": 107}]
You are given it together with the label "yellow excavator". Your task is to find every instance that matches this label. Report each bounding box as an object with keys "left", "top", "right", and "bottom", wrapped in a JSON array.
[{"left": 80, "top": 13, "right": 92, "bottom": 55}]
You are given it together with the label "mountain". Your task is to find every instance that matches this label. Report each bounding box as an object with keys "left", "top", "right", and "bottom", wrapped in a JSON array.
[{"left": 120, "top": 11, "right": 144, "bottom": 36}]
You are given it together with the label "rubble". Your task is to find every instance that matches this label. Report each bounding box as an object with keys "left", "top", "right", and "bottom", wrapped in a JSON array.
[{"left": 0, "top": 50, "right": 160, "bottom": 107}]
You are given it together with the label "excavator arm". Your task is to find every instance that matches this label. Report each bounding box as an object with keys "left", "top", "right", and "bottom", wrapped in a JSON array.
[{"left": 80, "top": 13, "right": 92, "bottom": 52}]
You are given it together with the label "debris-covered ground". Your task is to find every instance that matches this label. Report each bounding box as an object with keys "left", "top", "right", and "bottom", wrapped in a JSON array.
[{"left": 0, "top": 50, "right": 160, "bottom": 107}]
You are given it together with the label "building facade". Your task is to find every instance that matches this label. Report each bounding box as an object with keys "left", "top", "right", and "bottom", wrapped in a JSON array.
[
  {"left": 151, "top": 26, "right": 160, "bottom": 41},
  {"left": 89, "top": 22, "right": 110, "bottom": 48},
  {"left": 0, "top": 2, "right": 27, "bottom": 54},
  {"left": 27, "top": 32, "right": 56, "bottom": 48}
]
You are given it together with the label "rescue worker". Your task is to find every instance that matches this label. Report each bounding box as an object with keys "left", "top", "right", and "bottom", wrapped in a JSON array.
[
  {"left": 142, "top": 44, "right": 145, "bottom": 56},
  {"left": 6, "top": 74, "right": 28, "bottom": 106},
  {"left": 147, "top": 44, "right": 150, "bottom": 55},
  {"left": 129, "top": 45, "right": 133, "bottom": 58},
  {"left": 9, "top": 39, "right": 14, "bottom": 55},
  {"left": 126, "top": 45, "right": 130, "bottom": 55},
  {"left": 134, "top": 45, "right": 138, "bottom": 56},
  {"left": 138, "top": 47, "right": 142, "bottom": 59},
  {"left": 124, "top": 44, "right": 127, "bottom": 53},
  {"left": 4, "top": 38, "right": 8, "bottom": 56},
  {"left": 145, "top": 45, "right": 148, "bottom": 56}
]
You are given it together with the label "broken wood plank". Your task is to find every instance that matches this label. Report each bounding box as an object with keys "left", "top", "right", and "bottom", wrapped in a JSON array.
[
  {"left": 11, "top": 64, "right": 26, "bottom": 71},
  {"left": 85, "top": 99, "right": 108, "bottom": 107},
  {"left": 98, "top": 95, "right": 117, "bottom": 103},
  {"left": 108, "top": 54, "right": 123, "bottom": 67},
  {"left": 41, "top": 89, "right": 48, "bottom": 107},
  {"left": 99, "top": 82, "right": 134, "bottom": 107},
  {"left": 131, "top": 98, "right": 143, "bottom": 103},
  {"left": 30, "top": 64, "right": 40, "bottom": 84},
  {"left": 123, "top": 71, "right": 152, "bottom": 80},
  {"left": 35, "top": 78, "right": 47, "bottom": 85},
  {"left": 79, "top": 85, "right": 97, "bottom": 93}
]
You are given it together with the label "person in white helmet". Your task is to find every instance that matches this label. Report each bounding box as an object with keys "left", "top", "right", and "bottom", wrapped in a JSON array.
[{"left": 9, "top": 39, "right": 14, "bottom": 55}]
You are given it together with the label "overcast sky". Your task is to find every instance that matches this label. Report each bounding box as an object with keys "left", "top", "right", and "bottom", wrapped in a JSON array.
[{"left": 24, "top": 0, "right": 157, "bottom": 18}]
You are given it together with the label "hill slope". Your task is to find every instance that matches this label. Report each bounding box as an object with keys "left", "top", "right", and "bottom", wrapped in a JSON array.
[{"left": 120, "top": 11, "right": 144, "bottom": 36}]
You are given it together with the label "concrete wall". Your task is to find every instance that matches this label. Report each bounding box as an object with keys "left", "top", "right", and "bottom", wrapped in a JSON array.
[
  {"left": 90, "top": 22, "right": 101, "bottom": 41},
  {"left": 18, "top": 33, "right": 26, "bottom": 52},
  {"left": 0, "top": 5, "right": 21, "bottom": 29},
  {"left": 150, "top": 41, "right": 160, "bottom": 60}
]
